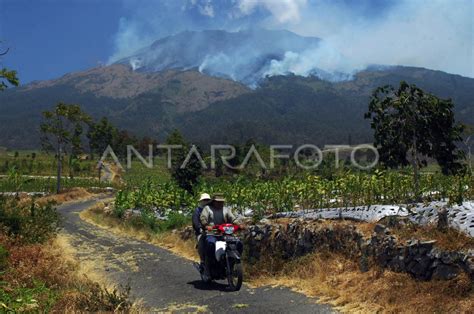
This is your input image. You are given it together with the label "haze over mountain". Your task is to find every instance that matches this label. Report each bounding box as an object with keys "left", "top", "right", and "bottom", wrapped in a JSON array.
[
  {"left": 1, "top": 29, "right": 473, "bottom": 149},
  {"left": 116, "top": 29, "right": 323, "bottom": 87}
]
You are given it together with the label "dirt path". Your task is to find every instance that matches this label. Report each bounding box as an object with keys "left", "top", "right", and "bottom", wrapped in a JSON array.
[{"left": 59, "top": 198, "right": 335, "bottom": 313}]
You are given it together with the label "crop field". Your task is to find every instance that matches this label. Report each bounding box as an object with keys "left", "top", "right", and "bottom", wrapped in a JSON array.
[
  {"left": 0, "top": 150, "right": 98, "bottom": 178},
  {"left": 114, "top": 170, "right": 474, "bottom": 217}
]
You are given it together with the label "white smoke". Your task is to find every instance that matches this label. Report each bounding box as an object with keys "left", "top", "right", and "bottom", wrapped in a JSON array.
[
  {"left": 109, "top": 0, "right": 474, "bottom": 79},
  {"left": 274, "top": 0, "right": 474, "bottom": 78},
  {"left": 199, "top": 53, "right": 235, "bottom": 79},
  {"left": 129, "top": 57, "right": 143, "bottom": 71},
  {"left": 237, "top": 0, "right": 307, "bottom": 23},
  {"left": 263, "top": 41, "right": 362, "bottom": 81}
]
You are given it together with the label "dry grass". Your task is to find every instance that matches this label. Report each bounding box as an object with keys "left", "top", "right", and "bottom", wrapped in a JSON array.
[
  {"left": 16, "top": 187, "right": 94, "bottom": 208},
  {"left": 387, "top": 222, "right": 474, "bottom": 251},
  {"left": 247, "top": 252, "right": 474, "bottom": 313},
  {"left": 0, "top": 230, "right": 139, "bottom": 312},
  {"left": 39, "top": 187, "right": 92, "bottom": 204},
  {"left": 80, "top": 204, "right": 199, "bottom": 261}
]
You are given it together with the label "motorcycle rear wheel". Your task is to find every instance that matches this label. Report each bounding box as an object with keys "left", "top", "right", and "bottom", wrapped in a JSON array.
[{"left": 227, "top": 261, "right": 243, "bottom": 291}]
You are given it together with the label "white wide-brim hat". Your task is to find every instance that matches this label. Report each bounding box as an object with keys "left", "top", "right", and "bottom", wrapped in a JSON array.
[{"left": 199, "top": 193, "right": 211, "bottom": 202}]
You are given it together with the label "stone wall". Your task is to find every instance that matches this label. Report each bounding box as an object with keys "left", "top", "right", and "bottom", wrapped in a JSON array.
[{"left": 181, "top": 220, "right": 474, "bottom": 282}]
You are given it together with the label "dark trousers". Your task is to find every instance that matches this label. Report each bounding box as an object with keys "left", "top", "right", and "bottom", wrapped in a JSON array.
[
  {"left": 201, "top": 234, "right": 217, "bottom": 274},
  {"left": 197, "top": 234, "right": 206, "bottom": 263}
]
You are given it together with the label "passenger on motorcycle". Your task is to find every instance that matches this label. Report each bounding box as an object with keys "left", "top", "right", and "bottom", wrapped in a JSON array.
[{"left": 192, "top": 193, "right": 212, "bottom": 267}]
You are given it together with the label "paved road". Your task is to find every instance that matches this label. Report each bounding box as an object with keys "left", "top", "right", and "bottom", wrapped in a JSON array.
[{"left": 59, "top": 198, "right": 335, "bottom": 313}]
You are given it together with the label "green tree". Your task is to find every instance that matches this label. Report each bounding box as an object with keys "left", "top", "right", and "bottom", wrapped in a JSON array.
[
  {"left": 365, "top": 81, "right": 465, "bottom": 199},
  {"left": 165, "top": 129, "right": 202, "bottom": 194},
  {"left": 87, "top": 117, "right": 118, "bottom": 159},
  {"left": 0, "top": 46, "right": 19, "bottom": 91},
  {"left": 40, "top": 103, "right": 91, "bottom": 193}
]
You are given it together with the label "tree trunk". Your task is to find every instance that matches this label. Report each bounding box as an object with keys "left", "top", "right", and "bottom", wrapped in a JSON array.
[
  {"left": 56, "top": 143, "right": 62, "bottom": 194},
  {"left": 98, "top": 164, "right": 102, "bottom": 182},
  {"left": 411, "top": 138, "right": 420, "bottom": 202}
]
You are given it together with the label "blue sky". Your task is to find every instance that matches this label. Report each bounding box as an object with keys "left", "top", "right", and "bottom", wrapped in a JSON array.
[
  {"left": 0, "top": 0, "right": 125, "bottom": 82},
  {"left": 0, "top": 0, "right": 472, "bottom": 84}
]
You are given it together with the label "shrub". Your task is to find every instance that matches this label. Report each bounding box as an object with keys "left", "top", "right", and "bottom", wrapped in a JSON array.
[
  {"left": 0, "top": 197, "right": 61, "bottom": 244},
  {"left": 160, "top": 211, "right": 189, "bottom": 231},
  {"left": 53, "top": 282, "right": 132, "bottom": 312}
]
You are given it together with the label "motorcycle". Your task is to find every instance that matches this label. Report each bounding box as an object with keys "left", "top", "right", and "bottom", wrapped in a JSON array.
[{"left": 194, "top": 223, "right": 243, "bottom": 291}]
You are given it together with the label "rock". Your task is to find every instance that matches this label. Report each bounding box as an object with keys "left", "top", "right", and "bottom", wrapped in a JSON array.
[
  {"left": 180, "top": 226, "right": 194, "bottom": 241},
  {"left": 259, "top": 218, "right": 271, "bottom": 225},
  {"left": 432, "top": 264, "right": 460, "bottom": 280},
  {"left": 374, "top": 224, "right": 390, "bottom": 235},
  {"left": 388, "top": 256, "right": 405, "bottom": 272},
  {"left": 441, "top": 252, "right": 457, "bottom": 264},
  {"left": 359, "top": 253, "right": 369, "bottom": 273},
  {"left": 437, "top": 207, "right": 449, "bottom": 231},
  {"left": 418, "top": 240, "right": 436, "bottom": 255},
  {"left": 244, "top": 208, "right": 254, "bottom": 217},
  {"left": 103, "top": 206, "right": 112, "bottom": 215}
]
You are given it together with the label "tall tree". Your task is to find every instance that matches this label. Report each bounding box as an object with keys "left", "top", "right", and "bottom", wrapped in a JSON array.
[
  {"left": 40, "top": 103, "right": 90, "bottom": 193},
  {"left": 0, "top": 45, "right": 19, "bottom": 91},
  {"left": 87, "top": 117, "right": 118, "bottom": 159},
  {"left": 165, "top": 129, "right": 202, "bottom": 193},
  {"left": 365, "top": 81, "right": 465, "bottom": 199}
]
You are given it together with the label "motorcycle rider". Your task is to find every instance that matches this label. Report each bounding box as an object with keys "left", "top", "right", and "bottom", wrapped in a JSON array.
[
  {"left": 199, "top": 193, "right": 238, "bottom": 277},
  {"left": 192, "top": 193, "right": 212, "bottom": 268}
]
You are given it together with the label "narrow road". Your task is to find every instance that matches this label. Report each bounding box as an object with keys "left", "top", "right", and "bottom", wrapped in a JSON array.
[{"left": 59, "top": 198, "right": 335, "bottom": 313}]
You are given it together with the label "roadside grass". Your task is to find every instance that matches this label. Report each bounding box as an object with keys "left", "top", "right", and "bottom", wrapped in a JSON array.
[
  {"left": 246, "top": 252, "right": 474, "bottom": 313},
  {"left": 0, "top": 194, "right": 138, "bottom": 311},
  {"left": 0, "top": 233, "right": 136, "bottom": 312},
  {"left": 384, "top": 220, "right": 474, "bottom": 251},
  {"left": 81, "top": 202, "right": 198, "bottom": 261},
  {"left": 35, "top": 187, "right": 93, "bottom": 205}
]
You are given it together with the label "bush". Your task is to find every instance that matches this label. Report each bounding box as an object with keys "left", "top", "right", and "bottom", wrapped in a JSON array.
[
  {"left": 160, "top": 211, "right": 189, "bottom": 231},
  {"left": 127, "top": 210, "right": 189, "bottom": 234},
  {"left": 53, "top": 282, "right": 133, "bottom": 312},
  {"left": 0, "top": 197, "right": 61, "bottom": 244}
]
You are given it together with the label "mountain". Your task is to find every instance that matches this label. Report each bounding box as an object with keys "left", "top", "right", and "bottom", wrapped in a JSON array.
[
  {"left": 179, "top": 66, "right": 474, "bottom": 146},
  {"left": 1, "top": 62, "right": 473, "bottom": 149},
  {"left": 115, "top": 29, "right": 321, "bottom": 86},
  {"left": 1, "top": 29, "right": 473, "bottom": 149},
  {"left": 0, "top": 65, "right": 249, "bottom": 148}
]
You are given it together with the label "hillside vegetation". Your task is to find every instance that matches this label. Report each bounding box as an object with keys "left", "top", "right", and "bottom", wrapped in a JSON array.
[{"left": 1, "top": 66, "right": 473, "bottom": 149}]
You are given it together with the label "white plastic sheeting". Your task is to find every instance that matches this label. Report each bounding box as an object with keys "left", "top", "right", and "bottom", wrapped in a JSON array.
[
  {"left": 409, "top": 201, "right": 474, "bottom": 237},
  {"left": 273, "top": 201, "right": 474, "bottom": 238},
  {"left": 274, "top": 205, "right": 409, "bottom": 221}
]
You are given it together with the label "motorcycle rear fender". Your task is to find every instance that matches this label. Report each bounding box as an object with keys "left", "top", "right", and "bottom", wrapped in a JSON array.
[{"left": 215, "top": 241, "right": 226, "bottom": 261}]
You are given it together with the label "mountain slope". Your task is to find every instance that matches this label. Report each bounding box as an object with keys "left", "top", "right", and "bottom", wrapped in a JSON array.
[
  {"left": 0, "top": 65, "right": 249, "bottom": 148},
  {"left": 177, "top": 66, "right": 474, "bottom": 146},
  {"left": 1, "top": 63, "right": 472, "bottom": 149}
]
